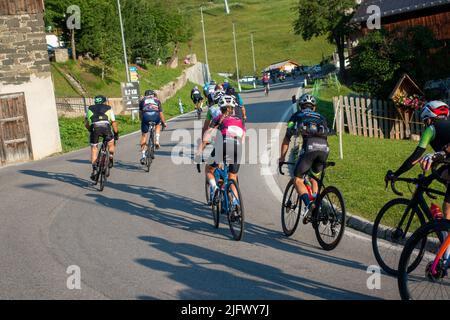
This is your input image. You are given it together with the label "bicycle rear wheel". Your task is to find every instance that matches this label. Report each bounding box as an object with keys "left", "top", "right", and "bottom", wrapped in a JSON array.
[
  {"left": 281, "top": 179, "right": 302, "bottom": 237},
  {"left": 398, "top": 220, "right": 450, "bottom": 300},
  {"left": 227, "top": 179, "right": 244, "bottom": 241},
  {"left": 372, "top": 198, "right": 426, "bottom": 276},
  {"left": 205, "top": 180, "right": 211, "bottom": 205},
  {"left": 313, "top": 186, "right": 346, "bottom": 251}
]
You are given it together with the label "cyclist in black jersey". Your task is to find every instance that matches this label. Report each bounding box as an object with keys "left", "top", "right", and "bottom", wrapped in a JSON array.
[
  {"left": 279, "top": 93, "right": 330, "bottom": 210},
  {"left": 386, "top": 101, "right": 450, "bottom": 219}
]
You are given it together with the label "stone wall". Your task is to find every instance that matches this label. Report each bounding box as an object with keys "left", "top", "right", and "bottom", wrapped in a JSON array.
[
  {"left": 0, "top": 11, "right": 62, "bottom": 161},
  {"left": 0, "top": 13, "right": 50, "bottom": 85}
]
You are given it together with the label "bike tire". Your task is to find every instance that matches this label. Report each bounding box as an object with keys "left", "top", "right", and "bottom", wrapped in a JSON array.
[
  {"left": 313, "top": 186, "right": 346, "bottom": 251},
  {"left": 227, "top": 179, "right": 245, "bottom": 241},
  {"left": 398, "top": 220, "right": 450, "bottom": 300},
  {"left": 105, "top": 153, "right": 111, "bottom": 178},
  {"left": 372, "top": 198, "right": 426, "bottom": 276},
  {"left": 99, "top": 166, "right": 106, "bottom": 192},
  {"left": 205, "top": 180, "right": 211, "bottom": 205},
  {"left": 281, "top": 179, "right": 302, "bottom": 237},
  {"left": 211, "top": 192, "right": 220, "bottom": 229}
]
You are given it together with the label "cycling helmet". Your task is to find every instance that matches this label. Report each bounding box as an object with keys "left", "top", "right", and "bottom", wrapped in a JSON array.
[
  {"left": 213, "top": 90, "right": 225, "bottom": 104},
  {"left": 420, "top": 101, "right": 449, "bottom": 122},
  {"left": 94, "top": 95, "right": 107, "bottom": 105},
  {"left": 145, "top": 90, "right": 156, "bottom": 97},
  {"left": 297, "top": 93, "right": 317, "bottom": 110},
  {"left": 218, "top": 95, "right": 237, "bottom": 110}
]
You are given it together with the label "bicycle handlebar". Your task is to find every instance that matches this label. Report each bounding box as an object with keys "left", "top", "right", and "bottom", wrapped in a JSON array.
[{"left": 278, "top": 162, "right": 295, "bottom": 175}]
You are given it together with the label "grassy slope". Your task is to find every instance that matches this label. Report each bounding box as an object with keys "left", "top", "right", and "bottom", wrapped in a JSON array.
[
  {"left": 52, "top": 60, "right": 184, "bottom": 98},
  {"left": 179, "top": 0, "right": 335, "bottom": 75},
  {"left": 59, "top": 81, "right": 198, "bottom": 152}
]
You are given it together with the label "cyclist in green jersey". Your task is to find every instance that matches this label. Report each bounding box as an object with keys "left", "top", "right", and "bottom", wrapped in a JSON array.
[
  {"left": 386, "top": 101, "right": 450, "bottom": 218},
  {"left": 85, "top": 95, "right": 119, "bottom": 180}
]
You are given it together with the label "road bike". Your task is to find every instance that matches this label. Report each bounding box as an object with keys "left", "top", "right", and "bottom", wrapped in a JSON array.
[
  {"left": 93, "top": 139, "right": 113, "bottom": 192},
  {"left": 264, "top": 84, "right": 270, "bottom": 96},
  {"left": 372, "top": 162, "right": 449, "bottom": 276},
  {"left": 398, "top": 219, "right": 450, "bottom": 300},
  {"left": 197, "top": 160, "right": 245, "bottom": 241},
  {"left": 142, "top": 121, "right": 165, "bottom": 172},
  {"left": 279, "top": 161, "right": 346, "bottom": 250}
]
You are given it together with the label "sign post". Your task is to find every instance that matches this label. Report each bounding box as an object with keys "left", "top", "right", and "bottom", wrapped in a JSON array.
[{"left": 121, "top": 82, "right": 140, "bottom": 121}]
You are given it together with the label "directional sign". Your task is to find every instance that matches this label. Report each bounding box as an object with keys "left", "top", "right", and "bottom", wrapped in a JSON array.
[
  {"left": 121, "top": 82, "right": 140, "bottom": 110},
  {"left": 129, "top": 66, "right": 139, "bottom": 82}
]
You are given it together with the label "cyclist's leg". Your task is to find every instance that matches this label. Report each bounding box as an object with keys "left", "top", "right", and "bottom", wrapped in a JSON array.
[
  {"left": 294, "top": 149, "right": 315, "bottom": 206},
  {"left": 140, "top": 114, "right": 151, "bottom": 161}
]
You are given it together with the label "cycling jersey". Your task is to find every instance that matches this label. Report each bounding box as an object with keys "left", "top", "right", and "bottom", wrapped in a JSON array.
[
  {"left": 86, "top": 104, "right": 116, "bottom": 127},
  {"left": 191, "top": 89, "right": 203, "bottom": 102},
  {"left": 418, "top": 120, "right": 450, "bottom": 151},
  {"left": 287, "top": 109, "right": 329, "bottom": 139},
  {"left": 139, "top": 96, "right": 163, "bottom": 114},
  {"left": 219, "top": 116, "right": 246, "bottom": 140}
]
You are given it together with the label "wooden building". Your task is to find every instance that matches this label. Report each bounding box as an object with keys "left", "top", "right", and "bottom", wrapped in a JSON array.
[{"left": 352, "top": 0, "right": 450, "bottom": 41}]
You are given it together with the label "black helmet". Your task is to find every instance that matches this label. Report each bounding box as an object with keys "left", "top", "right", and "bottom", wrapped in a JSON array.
[
  {"left": 145, "top": 90, "right": 156, "bottom": 97},
  {"left": 94, "top": 95, "right": 107, "bottom": 105}
]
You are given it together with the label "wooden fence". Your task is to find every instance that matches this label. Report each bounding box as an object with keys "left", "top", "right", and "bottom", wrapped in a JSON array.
[{"left": 333, "top": 96, "right": 450, "bottom": 140}]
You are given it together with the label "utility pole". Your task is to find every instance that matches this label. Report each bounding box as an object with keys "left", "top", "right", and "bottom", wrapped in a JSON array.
[
  {"left": 117, "top": 0, "right": 130, "bottom": 83},
  {"left": 224, "top": 0, "right": 230, "bottom": 14},
  {"left": 200, "top": 7, "right": 210, "bottom": 83},
  {"left": 232, "top": 23, "right": 241, "bottom": 92},
  {"left": 250, "top": 33, "right": 257, "bottom": 89}
]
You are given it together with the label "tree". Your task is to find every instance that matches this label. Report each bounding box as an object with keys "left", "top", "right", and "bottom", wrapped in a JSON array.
[
  {"left": 350, "top": 30, "right": 399, "bottom": 97},
  {"left": 293, "top": 0, "right": 356, "bottom": 80}
]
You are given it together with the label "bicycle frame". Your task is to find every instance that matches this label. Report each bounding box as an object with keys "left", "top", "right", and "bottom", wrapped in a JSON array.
[
  {"left": 394, "top": 175, "right": 447, "bottom": 239},
  {"left": 213, "top": 161, "right": 240, "bottom": 215},
  {"left": 431, "top": 232, "right": 450, "bottom": 275}
]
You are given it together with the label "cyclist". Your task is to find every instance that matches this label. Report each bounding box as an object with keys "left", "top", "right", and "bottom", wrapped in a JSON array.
[
  {"left": 206, "top": 80, "right": 217, "bottom": 107},
  {"left": 85, "top": 95, "right": 119, "bottom": 181},
  {"left": 386, "top": 101, "right": 450, "bottom": 219},
  {"left": 197, "top": 95, "right": 246, "bottom": 204},
  {"left": 226, "top": 86, "right": 247, "bottom": 123},
  {"left": 278, "top": 93, "right": 330, "bottom": 210},
  {"left": 201, "top": 89, "right": 225, "bottom": 143},
  {"left": 191, "top": 86, "right": 204, "bottom": 113},
  {"left": 139, "top": 90, "right": 167, "bottom": 165},
  {"left": 223, "top": 79, "right": 230, "bottom": 92}
]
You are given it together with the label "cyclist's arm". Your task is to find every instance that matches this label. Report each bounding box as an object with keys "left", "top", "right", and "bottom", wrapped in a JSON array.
[
  {"left": 85, "top": 110, "right": 92, "bottom": 130},
  {"left": 394, "top": 126, "right": 435, "bottom": 176},
  {"left": 108, "top": 109, "right": 118, "bottom": 134}
]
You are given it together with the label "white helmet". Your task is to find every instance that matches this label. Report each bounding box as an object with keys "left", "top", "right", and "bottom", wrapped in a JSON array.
[
  {"left": 297, "top": 93, "right": 317, "bottom": 110},
  {"left": 213, "top": 90, "right": 225, "bottom": 104},
  {"left": 218, "top": 95, "right": 237, "bottom": 109},
  {"left": 420, "top": 101, "right": 449, "bottom": 122}
]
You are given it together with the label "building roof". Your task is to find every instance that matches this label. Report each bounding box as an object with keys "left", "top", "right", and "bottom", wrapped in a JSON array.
[
  {"left": 352, "top": 0, "right": 450, "bottom": 23},
  {"left": 264, "top": 60, "right": 301, "bottom": 72}
]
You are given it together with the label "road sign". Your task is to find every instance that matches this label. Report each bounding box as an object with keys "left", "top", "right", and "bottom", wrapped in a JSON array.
[
  {"left": 121, "top": 82, "right": 140, "bottom": 110},
  {"left": 129, "top": 66, "right": 139, "bottom": 82}
]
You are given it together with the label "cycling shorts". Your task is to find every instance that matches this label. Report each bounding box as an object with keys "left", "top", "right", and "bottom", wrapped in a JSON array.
[
  {"left": 294, "top": 137, "right": 329, "bottom": 178},
  {"left": 141, "top": 112, "right": 161, "bottom": 133},
  {"left": 207, "top": 138, "right": 242, "bottom": 174},
  {"left": 90, "top": 123, "right": 113, "bottom": 146},
  {"left": 193, "top": 95, "right": 203, "bottom": 104}
]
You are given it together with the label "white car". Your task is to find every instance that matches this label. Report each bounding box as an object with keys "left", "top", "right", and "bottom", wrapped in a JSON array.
[{"left": 239, "top": 76, "right": 256, "bottom": 84}]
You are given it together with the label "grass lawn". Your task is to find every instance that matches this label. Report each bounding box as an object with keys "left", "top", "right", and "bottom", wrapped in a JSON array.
[
  {"left": 179, "top": 0, "right": 335, "bottom": 75},
  {"left": 58, "top": 81, "right": 199, "bottom": 152},
  {"left": 52, "top": 60, "right": 184, "bottom": 98}
]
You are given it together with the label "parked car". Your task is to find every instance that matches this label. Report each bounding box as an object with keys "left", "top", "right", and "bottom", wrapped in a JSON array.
[
  {"left": 239, "top": 75, "right": 256, "bottom": 84},
  {"left": 47, "top": 44, "right": 55, "bottom": 61}
]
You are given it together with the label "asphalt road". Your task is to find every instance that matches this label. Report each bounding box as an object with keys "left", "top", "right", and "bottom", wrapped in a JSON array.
[{"left": 0, "top": 79, "right": 400, "bottom": 300}]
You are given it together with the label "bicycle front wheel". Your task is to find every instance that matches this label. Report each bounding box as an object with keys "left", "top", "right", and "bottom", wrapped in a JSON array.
[
  {"left": 281, "top": 179, "right": 302, "bottom": 237},
  {"left": 372, "top": 198, "right": 426, "bottom": 276},
  {"left": 227, "top": 179, "right": 245, "bottom": 241},
  {"left": 313, "top": 186, "right": 346, "bottom": 251},
  {"left": 398, "top": 220, "right": 450, "bottom": 300}
]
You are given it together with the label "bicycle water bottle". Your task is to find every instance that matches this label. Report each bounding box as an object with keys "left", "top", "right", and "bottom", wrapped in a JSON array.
[{"left": 431, "top": 204, "right": 444, "bottom": 220}]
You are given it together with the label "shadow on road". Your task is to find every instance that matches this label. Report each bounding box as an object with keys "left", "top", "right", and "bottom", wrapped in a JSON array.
[{"left": 135, "top": 235, "right": 379, "bottom": 300}]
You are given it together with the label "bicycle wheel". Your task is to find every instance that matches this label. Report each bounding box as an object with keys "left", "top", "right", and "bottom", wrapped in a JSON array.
[
  {"left": 313, "top": 186, "right": 346, "bottom": 251},
  {"left": 281, "top": 179, "right": 302, "bottom": 237},
  {"left": 98, "top": 159, "right": 106, "bottom": 192},
  {"left": 205, "top": 180, "right": 211, "bottom": 205},
  {"left": 372, "top": 198, "right": 426, "bottom": 276},
  {"left": 211, "top": 190, "right": 220, "bottom": 229},
  {"left": 105, "top": 152, "right": 111, "bottom": 178},
  {"left": 227, "top": 179, "right": 245, "bottom": 241},
  {"left": 398, "top": 220, "right": 450, "bottom": 300}
]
